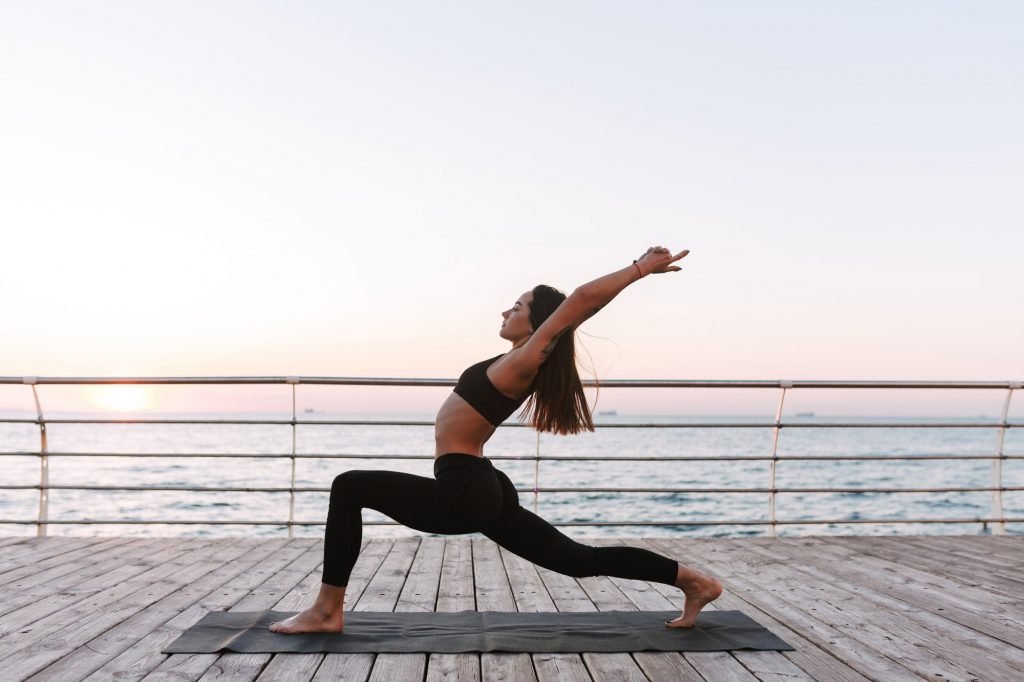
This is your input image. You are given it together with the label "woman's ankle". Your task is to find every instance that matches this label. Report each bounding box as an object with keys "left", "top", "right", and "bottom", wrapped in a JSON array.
[{"left": 312, "top": 583, "right": 347, "bottom": 614}]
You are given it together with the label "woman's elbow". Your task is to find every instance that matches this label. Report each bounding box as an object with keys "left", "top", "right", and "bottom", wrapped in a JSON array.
[{"left": 569, "top": 286, "right": 598, "bottom": 308}]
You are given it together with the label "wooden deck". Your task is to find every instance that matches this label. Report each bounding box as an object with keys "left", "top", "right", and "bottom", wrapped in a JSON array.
[{"left": 1, "top": 535, "right": 1022, "bottom": 681}]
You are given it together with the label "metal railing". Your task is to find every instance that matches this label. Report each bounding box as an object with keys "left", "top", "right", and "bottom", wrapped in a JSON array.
[{"left": 1, "top": 376, "right": 1021, "bottom": 537}]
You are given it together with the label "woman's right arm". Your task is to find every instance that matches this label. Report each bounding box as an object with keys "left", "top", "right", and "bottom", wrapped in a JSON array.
[{"left": 513, "top": 246, "right": 689, "bottom": 373}]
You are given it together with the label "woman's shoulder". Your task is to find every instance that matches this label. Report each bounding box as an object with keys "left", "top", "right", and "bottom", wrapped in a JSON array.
[{"left": 488, "top": 347, "right": 539, "bottom": 390}]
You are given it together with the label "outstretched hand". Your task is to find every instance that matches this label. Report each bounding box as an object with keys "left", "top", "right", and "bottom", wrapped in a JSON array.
[{"left": 635, "top": 246, "right": 689, "bottom": 276}]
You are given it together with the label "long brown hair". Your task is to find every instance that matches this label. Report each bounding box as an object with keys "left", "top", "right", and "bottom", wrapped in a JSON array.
[{"left": 520, "top": 284, "right": 595, "bottom": 435}]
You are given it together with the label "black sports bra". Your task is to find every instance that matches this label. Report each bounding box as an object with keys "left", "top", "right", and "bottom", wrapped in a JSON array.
[{"left": 453, "top": 355, "right": 529, "bottom": 426}]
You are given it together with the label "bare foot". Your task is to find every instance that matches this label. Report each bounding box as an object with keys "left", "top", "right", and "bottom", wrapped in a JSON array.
[
  {"left": 667, "top": 563, "right": 723, "bottom": 628},
  {"left": 270, "top": 582, "right": 347, "bottom": 634},
  {"left": 270, "top": 606, "right": 344, "bottom": 634}
]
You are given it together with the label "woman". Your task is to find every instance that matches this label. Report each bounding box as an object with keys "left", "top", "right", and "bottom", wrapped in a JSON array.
[{"left": 271, "top": 245, "right": 722, "bottom": 634}]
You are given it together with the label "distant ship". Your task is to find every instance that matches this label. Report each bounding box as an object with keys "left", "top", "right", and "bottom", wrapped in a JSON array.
[
  {"left": 796, "top": 411, "right": 815, "bottom": 417},
  {"left": 304, "top": 408, "right": 315, "bottom": 413},
  {"left": 597, "top": 410, "right": 618, "bottom": 416}
]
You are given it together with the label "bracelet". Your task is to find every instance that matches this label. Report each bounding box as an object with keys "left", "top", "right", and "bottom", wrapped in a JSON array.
[{"left": 632, "top": 260, "right": 644, "bottom": 279}]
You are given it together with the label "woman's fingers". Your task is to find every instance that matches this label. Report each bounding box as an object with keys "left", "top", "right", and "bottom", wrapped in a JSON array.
[
  {"left": 637, "top": 246, "right": 689, "bottom": 273},
  {"left": 644, "top": 249, "right": 689, "bottom": 274}
]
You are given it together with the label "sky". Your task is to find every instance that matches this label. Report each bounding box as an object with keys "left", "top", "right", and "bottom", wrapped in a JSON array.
[{"left": 1, "top": 2, "right": 1021, "bottom": 416}]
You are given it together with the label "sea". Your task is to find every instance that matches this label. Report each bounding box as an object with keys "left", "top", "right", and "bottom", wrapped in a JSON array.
[{"left": 1, "top": 412, "right": 1022, "bottom": 538}]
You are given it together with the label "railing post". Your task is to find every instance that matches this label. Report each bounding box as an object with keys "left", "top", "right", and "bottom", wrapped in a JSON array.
[
  {"left": 991, "top": 383, "right": 1019, "bottom": 535},
  {"left": 25, "top": 378, "right": 48, "bottom": 537},
  {"left": 769, "top": 381, "right": 791, "bottom": 538},
  {"left": 286, "top": 377, "right": 300, "bottom": 539}
]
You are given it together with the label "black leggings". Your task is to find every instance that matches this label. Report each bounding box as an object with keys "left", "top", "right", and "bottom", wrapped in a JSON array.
[{"left": 322, "top": 452, "right": 678, "bottom": 588}]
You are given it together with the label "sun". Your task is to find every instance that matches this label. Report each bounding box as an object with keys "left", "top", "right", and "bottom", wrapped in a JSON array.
[{"left": 88, "top": 385, "right": 153, "bottom": 412}]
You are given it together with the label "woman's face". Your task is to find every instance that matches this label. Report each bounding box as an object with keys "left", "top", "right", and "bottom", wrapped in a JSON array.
[{"left": 499, "top": 290, "right": 534, "bottom": 342}]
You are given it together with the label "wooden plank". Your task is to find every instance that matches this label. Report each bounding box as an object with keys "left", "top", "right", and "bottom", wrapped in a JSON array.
[
  {"left": 737, "top": 539, "right": 1024, "bottom": 679},
  {"left": 716, "top": 592, "right": 870, "bottom": 682},
  {"left": 366, "top": 654, "right": 426, "bottom": 682},
  {"left": 310, "top": 653, "right": 374, "bottom": 682},
  {"left": 243, "top": 539, "right": 339, "bottom": 682},
  {"left": 771, "top": 537, "right": 1024, "bottom": 645},
  {"left": 883, "top": 535, "right": 1024, "bottom": 567},
  {"left": 196, "top": 536, "right": 322, "bottom": 682},
  {"left": 307, "top": 538, "right": 396, "bottom": 682},
  {"left": 528, "top": 653, "right": 592, "bottom": 682},
  {"left": 358, "top": 538, "right": 424, "bottom": 682},
  {"left": 254, "top": 654, "right": 322, "bottom": 681},
  {"left": 231, "top": 539, "right": 324, "bottom": 612},
  {"left": 435, "top": 538, "right": 474, "bottom": 612},
  {"left": 30, "top": 538, "right": 273, "bottom": 681},
  {"left": 0, "top": 536, "right": 120, "bottom": 578},
  {"left": 499, "top": 547, "right": 557, "bottom": 614},
  {"left": 309, "top": 538, "right": 394, "bottom": 682},
  {"left": 685, "top": 652, "right": 759, "bottom": 681},
  {"left": 80, "top": 538, "right": 299, "bottom": 682},
  {"left": 499, "top": 546, "right": 590, "bottom": 682},
  {"left": 855, "top": 534, "right": 1024, "bottom": 586},
  {"left": 0, "top": 536, "right": 31, "bottom": 550},
  {"left": 396, "top": 534, "right": 444, "bottom": 612},
  {"left": 356, "top": 537, "right": 419, "bottom": 611},
  {"left": 428, "top": 538, "right": 480, "bottom": 682},
  {"left": 665, "top": 538, "right": 1010, "bottom": 681},
  {"left": 851, "top": 535, "right": 1024, "bottom": 600},
  {"left": 633, "top": 652, "right": 705, "bottom": 682},
  {"left": 733, "top": 650, "right": 816, "bottom": 682},
  {"left": 1, "top": 540, "right": 213, "bottom": 651},
  {"left": 643, "top": 538, "right": 921, "bottom": 682},
  {"left": 0, "top": 539, "right": 161, "bottom": 632},
  {"left": 0, "top": 537, "right": 99, "bottom": 576},
  {"left": 0, "top": 536, "right": 141, "bottom": 590},
  {"left": 368, "top": 537, "right": 439, "bottom": 682},
  {"left": 2, "top": 539, "right": 232, "bottom": 679},
  {"left": 899, "top": 535, "right": 1024, "bottom": 566},
  {"left": 472, "top": 537, "right": 516, "bottom": 611},
  {"left": 787, "top": 537, "right": 1024, "bottom": 616},
  {"left": 533, "top": 560, "right": 646, "bottom": 682},
  {"left": 0, "top": 537, "right": 145, "bottom": 594},
  {"left": 539, "top": 567, "right": 596, "bottom": 614},
  {"left": 201, "top": 536, "right": 334, "bottom": 682},
  {"left": 425, "top": 653, "right": 480, "bottom": 682},
  {"left": 665, "top": 537, "right": 927, "bottom": 682},
  {"left": 580, "top": 653, "right": 647, "bottom": 682},
  {"left": 583, "top": 539, "right": 708, "bottom": 682},
  {"left": 620, "top": 539, "right": 814, "bottom": 682},
  {"left": 137, "top": 539, "right": 322, "bottom": 682},
  {"left": 782, "top": 536, "right": 1024, "bottom": 630},
  {"left": 761, "top": 553, "right": 1022, "bottom": 680},
  {"left": 472, "top": 537, "right": 536, "bottom": 682},
  {"left": 198, "top": 654, "right": 269, "bottom": 681}
]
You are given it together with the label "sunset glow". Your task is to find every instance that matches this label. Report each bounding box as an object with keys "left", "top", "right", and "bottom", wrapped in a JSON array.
[{"left": 87, "top": 385, "right": 153, "bottom": 413}]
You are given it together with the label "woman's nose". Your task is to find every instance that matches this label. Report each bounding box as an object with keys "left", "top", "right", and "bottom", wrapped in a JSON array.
[{"left": 501, "top": 309, "right": 510, "bottom": 319}]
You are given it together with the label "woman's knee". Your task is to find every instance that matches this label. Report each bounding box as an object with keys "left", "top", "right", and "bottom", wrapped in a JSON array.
[
  {"left": 559, "top": 542, "right": 599, "bottom": 578},
  {"left": 330, "top": 470, "right": 363, "bottom": 501}
]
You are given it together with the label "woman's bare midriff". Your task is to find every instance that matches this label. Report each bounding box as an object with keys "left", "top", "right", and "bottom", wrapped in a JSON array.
[{"left": 434, "top": 392, "right": 497, "bottom": 457}]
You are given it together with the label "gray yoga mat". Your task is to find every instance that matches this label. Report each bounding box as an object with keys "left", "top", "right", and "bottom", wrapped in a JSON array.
[{"left": 164, "top": 610, "right": 793, "bottom": 653}]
